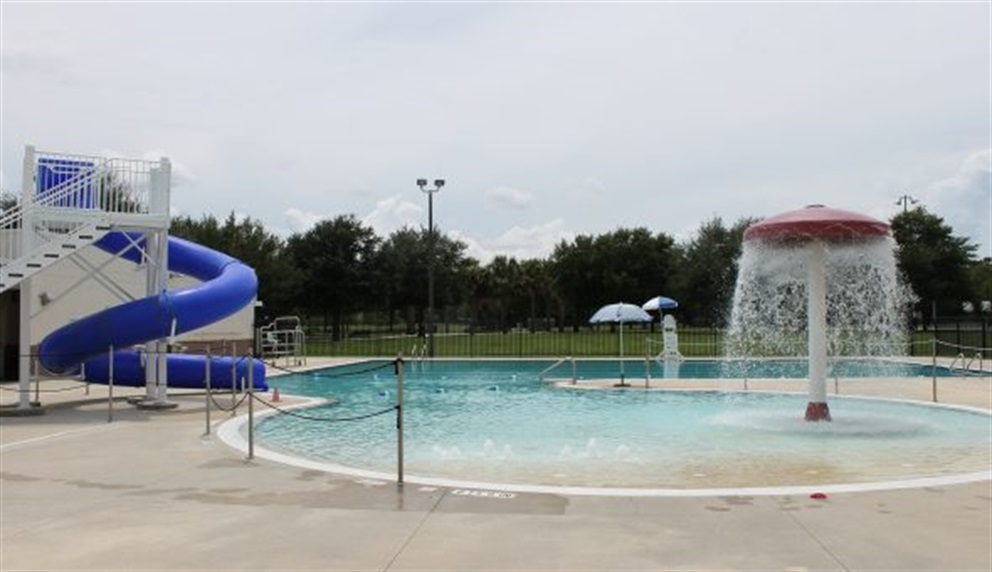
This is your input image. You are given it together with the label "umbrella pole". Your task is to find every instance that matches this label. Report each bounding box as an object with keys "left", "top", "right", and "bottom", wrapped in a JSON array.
[{"left": 619, "top": 321, "right": 626, "bottom": 386}]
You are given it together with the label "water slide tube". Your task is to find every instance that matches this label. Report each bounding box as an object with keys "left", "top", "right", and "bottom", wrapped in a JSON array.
[{"left": 37, "top": 232, "right": 267, "bottom": 390}]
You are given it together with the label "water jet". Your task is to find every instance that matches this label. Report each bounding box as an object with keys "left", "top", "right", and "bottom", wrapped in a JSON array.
[{"left": 740, "top": 205, "right": 892, "bottom": 421}]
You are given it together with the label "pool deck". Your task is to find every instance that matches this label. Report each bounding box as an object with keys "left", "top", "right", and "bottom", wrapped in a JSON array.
[{"left": 2, "top": 358, "right": 990, "bottom": 571}]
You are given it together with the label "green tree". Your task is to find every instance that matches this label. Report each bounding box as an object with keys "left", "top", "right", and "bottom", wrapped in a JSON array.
[
  {"left": 484, "top": 256, "right": 522, "bottom": 331},
  {"left": 286, "top": 215, "right": 381, "bottom": 340},
  {"left": 1, "top": 192, "right": 19, "bottom": 232},
  {"left": 966, "top": 257, "right": 992, "bottom": 313},
  {"left": 427, "top": 230, "right": 473, "bottom": 331},
  {"left": 170, "top": 212, "right": 299, "bottom": 320},
  {"left": 518, "top": 258, "right": 558, "bottom": 330},
  {"left": 552, "top": 228, "right": 676, "bottom": 327},
  {"left": 0, "top": 191, "right": 17, "bottom": 212},
  {"left": 672, "top": 216, "right": 757, "bottom": 327},
  {"left": 890, "top": 207, "right": 978, "bottom": 323},
  {"left": 374, "top": 226, "right": 471, "bottom": 335},
  {"left": 376, "top": 227, "right": 428, "bottom": 333}
]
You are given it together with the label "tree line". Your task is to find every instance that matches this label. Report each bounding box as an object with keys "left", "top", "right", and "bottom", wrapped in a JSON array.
[{"left": 168, "top": 206, "right": 990, "bottom": 338}]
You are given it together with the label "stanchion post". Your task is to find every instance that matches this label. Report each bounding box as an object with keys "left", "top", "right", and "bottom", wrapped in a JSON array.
[
  {"left": 247, "top": 354, "right": 254, "bottom": 461},
  {"left": 33, "top": 356, "right": 40, "bottom": 405},
  {"left": 230, "top": 348, "right": 237, "bottom": 414},
  {"left": 931, "top": 337, "right": 938, "bottom": 402},
  {"left": 644, "top": 340, "right": 650, "bottom": 388},
  {"left": 396, "top": 354, "right": 404, "bottom": 487},
  {"left": 108, "top": 345, "right": 115, "bottom": 423},
  {"left": 204, "top": 349, "right": 211, "bottom": 436}
]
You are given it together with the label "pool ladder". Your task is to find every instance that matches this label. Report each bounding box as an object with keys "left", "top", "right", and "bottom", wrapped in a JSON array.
[
  {"left": 409, "top": 343, "right": 428, "bottom": 361},
  {"left": 539, "top": 356, "right": 577, "bottom": 384},
  {"left": 948, "top": 352, "right": 985, "bottom": 375}
]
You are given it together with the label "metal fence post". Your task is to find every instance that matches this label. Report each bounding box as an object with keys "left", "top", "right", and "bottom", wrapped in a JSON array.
[
  {"left": 204, "top": 349, "right": 211, "bottom": 436},
  {"left": 931, "top": 336, "right": 938, "bottom": 402},
  {"left": 247, "top": 355, "right": 254, "bottom": 461},
  {"left": 107, "top": 345, "right": 114, "bottom": 423},
  {"left": 33, "top": 356, "right": 40, "bottom": 405},
  {"left": 396, "top": 354, "right": 404, "bottom": 487},
  {"left": 644, "top": 340, "right": 650, "bottom": 388},
  {"left": 230, "top": 348, "right": 237, "bottom": 414}
]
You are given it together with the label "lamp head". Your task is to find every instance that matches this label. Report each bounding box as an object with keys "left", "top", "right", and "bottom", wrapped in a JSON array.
[
  {"left": 434, "top": 179, "right": 445, "bottom": 189},
  {"left": 416, "top": 178, "right": 428, "bottom": 189}
]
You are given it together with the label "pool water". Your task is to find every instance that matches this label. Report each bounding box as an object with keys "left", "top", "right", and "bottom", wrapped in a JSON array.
[{"left": 256, "top": 359, "right": 990, "bottom": 489}]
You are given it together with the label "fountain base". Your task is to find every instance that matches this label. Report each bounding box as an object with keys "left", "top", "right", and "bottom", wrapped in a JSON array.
[{"left": 805, "top": 402, "right": 832, "bottom": 422}]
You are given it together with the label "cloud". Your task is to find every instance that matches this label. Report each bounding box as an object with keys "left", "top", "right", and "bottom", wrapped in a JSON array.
[
  {"left": 93, "top": 147, "right": 197, "bottom": 190},
  {"left": 283, "top": 207, "right": 327, "bottom": 234},
  {"left": 566, "top": 177, "right": 606, "bottom": 199},
  {"left": 283, "top": 195, "right": 423, "bottom": 238},
  {"left": 450, "top": 219, "right": 574, "bottom": 263},
  {"left": 924, "top": 148, "right": 992, "bottom": 258},
  {"left": 447, "top": 230, "right": 489, "bottom": 263},
  {"left": 362, "top": 194, "right": 422, "bottom": 235},
  {"left": 142, "top": 150, "right": 197, "bottom": 189},
  {"left": 257, "top": 206, "right": 576, "bottom": 264},
  {"left": 485, "top": 185, "right": 533, "bottom": 210},
  {"left": 3, "top": 2, "right": 988, "bottom": 265},
  {"left": 1, "top": 51, "right": 80, "bottom": 86}
]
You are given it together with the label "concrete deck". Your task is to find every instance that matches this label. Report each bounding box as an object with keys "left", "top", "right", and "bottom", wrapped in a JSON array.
[{"left": 2, "top": 360, "right": 990, "bottom": 571}]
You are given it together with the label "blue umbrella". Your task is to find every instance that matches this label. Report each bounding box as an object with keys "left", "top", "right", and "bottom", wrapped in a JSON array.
[
  {"left": 642, "top": 296, "right": 679, "bottom": 311},
  {"left": 589, "top": 303, "right": 652, "bottom": 386}
]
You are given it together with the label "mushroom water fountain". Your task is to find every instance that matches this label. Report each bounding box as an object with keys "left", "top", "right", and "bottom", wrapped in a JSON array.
[{"left": 729, "top": 205, "right": 911, "bottom": 422}]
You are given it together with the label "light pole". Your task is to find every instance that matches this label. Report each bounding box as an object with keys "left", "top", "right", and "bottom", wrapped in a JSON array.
[
  {"left": 417, "top": 178, "right": 444, "bottom": 357},
  {"left": 896, "top": 194, "right": 918, "bottom": 213}
]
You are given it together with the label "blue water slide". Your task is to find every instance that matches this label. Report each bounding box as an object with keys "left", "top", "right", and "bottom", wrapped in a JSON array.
[{"left": 37, "top": 232, "right": 267, "bottom": 390}]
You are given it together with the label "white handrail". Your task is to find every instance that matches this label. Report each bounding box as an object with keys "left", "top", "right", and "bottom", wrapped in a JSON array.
[
  {"left": 539, "top": 356, "right": 575, "bottom": 384},
  {"left": 964, "top": 352, "right": 983, "bottom": 373},
  {"left": 2, "top": 149, "right": 169, "bottom": 274},
  {"left": 948, "top": 352, "right": 985, "bottom": 375},
  {"left": 257, "top": 316, "right": 306, "bottom": 367}
]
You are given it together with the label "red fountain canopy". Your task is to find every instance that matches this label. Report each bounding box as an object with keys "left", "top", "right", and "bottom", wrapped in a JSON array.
[{"left": 744, "top": 204, "right": 890, "bottom": 243}]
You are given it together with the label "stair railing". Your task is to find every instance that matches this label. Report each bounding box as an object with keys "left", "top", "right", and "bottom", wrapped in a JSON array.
[{"left": 1, "top": 148, "right": 169, "bottom": 271}]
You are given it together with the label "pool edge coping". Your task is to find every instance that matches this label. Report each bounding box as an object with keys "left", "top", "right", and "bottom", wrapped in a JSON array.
[{"left": 217, "top": 392, "right": 992, "bottom": 498}]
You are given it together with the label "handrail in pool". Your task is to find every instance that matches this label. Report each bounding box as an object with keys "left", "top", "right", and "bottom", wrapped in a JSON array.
[{"left": 539, "top": 356, "right": 576, "bottom": 384}]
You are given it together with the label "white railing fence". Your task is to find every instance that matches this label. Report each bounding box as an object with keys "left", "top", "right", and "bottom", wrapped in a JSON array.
[{"left": 1, "top": 146, "right": 170, "bottom": 269}]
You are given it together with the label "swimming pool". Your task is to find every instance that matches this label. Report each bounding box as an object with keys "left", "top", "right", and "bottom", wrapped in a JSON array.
[{"left": 252, "top": 359, "right": 990, "bottom": 492}]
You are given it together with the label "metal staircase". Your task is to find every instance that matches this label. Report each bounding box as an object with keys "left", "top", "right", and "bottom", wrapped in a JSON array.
[
  {"left": 0, "top": 147, "right": 171, "bottom": 294},
  {"left": 0, "top": 222, "right": 112, "bottom": 292}
]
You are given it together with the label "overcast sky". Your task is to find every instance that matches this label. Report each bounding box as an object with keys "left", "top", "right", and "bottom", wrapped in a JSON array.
[{"left": 2, "top": 2, "right": 990, "bottom": 262}]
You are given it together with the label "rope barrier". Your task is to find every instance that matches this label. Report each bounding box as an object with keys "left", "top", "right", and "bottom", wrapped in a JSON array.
[
  {"left": 248, "top": 393, "right": 398, "bottom": 423},
  {"left": 0, "top": 382, "right": 85, "bottom": 394},
  {"left": 934, "top": 339, "right": 991, "bottom": 353},
  {"left": 206, "top": 389, "right": 249, "bottom": 412},
  {"left": 265, "top": 359, "right": 396, "bottom": 379}
]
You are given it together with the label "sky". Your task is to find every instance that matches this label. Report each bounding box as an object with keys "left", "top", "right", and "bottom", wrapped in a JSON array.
[{"left": 2, "top": 1, "right": 990, "bottom": 262}]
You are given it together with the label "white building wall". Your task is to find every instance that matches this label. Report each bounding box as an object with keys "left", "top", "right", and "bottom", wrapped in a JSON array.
[{"left": 28, "top": 244, "right": 254, "bottom": 346}]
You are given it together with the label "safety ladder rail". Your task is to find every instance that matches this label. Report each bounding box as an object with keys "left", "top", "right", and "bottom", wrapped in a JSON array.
[
  {"left": 965, "top": 352, "right": 983, "bottom": 373},
  {"left": 257, "top": 316, "right": 307, "bottom": 367},
  {"left": 948, "top": 352, "right": 985, "bottom": 375},
  {"left": 645, "top": 336, "right": 684, "bottom": 361},
  {"left": 408, "top": 343, "right": 428, "bottom": 360},
  {"left": 539, "top": 356, "right": 576, "bottom": 384}
]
